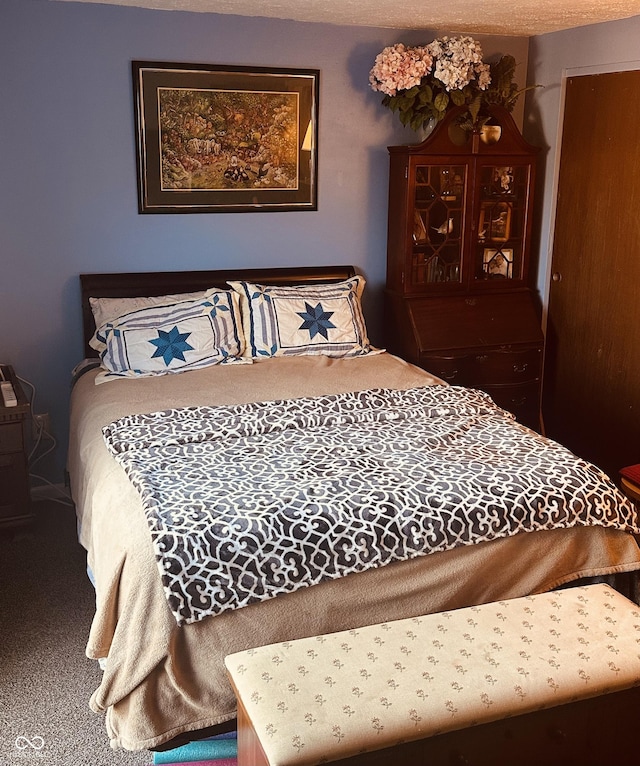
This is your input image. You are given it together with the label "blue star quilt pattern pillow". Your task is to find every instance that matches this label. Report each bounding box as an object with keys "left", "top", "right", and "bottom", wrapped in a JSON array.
[
  {"left": 92, "top": 288, "right": 248, "bottom": 381},
  {"left": 228, "top": 277, "right": 378, "bottom": 359}
]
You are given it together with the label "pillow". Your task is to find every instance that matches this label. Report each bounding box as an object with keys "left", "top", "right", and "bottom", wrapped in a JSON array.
[
  {"left": 228, "top": 276, "right": 377, "bottom": 359},
  {"left": 89, "top": 290, "right": 207, "bottom": 331},
  {"left": 92, "top": 288, "right": 248, "bottom": 381}
]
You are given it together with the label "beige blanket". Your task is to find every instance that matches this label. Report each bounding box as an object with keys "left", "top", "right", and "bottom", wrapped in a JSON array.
[{"left": 68, "top": 353, "right": 640, "bottom": 751}]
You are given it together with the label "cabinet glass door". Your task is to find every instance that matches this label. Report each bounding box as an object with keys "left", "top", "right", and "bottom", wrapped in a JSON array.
[
  {"left": 411, "top": 164, "right": 466, "bottom": 287},
  {"left": 474, "top": 164, "right": 530, "bottom": 283}
]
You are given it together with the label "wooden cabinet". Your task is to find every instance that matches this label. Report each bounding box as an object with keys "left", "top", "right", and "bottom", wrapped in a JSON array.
[
  {"left": 0, "top": 366, "right": 32, "bottom": 529},
  {"left": 384, "top": 106, "right": 543, "bottom": 431}
]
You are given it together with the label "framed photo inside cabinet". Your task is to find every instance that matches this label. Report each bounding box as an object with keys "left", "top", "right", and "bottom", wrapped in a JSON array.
[
  {"left": 479, "top": 201, "right": 511, "bottom": 243},
  {"left": 483, "top": 248, "right": 513, "bottom": 279},
  {"left": 413, "top": 210, "right": 428, "bottom": 243},
  {"left": 132, "top": 61, "right": 319, "bottom": 213}
]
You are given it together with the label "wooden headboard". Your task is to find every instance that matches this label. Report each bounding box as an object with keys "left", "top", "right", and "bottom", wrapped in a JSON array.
[{"left": 80, "top": 265, "right": 356, "bottom": 358}]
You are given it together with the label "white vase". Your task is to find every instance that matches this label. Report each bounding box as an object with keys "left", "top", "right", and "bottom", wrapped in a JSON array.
[{"left": 415, "top": 117, "right": 438, "bottom": 142}]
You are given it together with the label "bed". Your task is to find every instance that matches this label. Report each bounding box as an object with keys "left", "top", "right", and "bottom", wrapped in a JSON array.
[{"left": 68, "top": 265, "right": 640, "bottom": 752}]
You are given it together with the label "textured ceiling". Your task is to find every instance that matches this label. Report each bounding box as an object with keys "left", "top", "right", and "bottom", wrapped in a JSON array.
[{"left": 50, "top": 0, "right": 640, "bottom": 36}]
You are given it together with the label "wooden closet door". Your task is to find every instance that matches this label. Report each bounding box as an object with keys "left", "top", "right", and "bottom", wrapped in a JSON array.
[{"left": 543, "top": 70, "right": 640, "bottom": 479}]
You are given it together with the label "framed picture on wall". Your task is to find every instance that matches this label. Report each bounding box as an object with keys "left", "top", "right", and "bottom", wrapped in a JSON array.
[{"left": 132, "top": 61, "right": 319, "bottom": 213}]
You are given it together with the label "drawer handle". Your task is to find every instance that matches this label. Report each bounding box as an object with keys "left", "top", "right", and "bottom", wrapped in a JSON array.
[
  {"left": 441, "top": 371, "right": 459, "bottom": 381},
  {"left": 511, "top": 396, "right": 528, "bottom": 407},
  {"left": 475, "top": 355, "right": 489, "bottom": 364},
  {"left": 513, "top": 363, "right": 528, "bottom": 373}
]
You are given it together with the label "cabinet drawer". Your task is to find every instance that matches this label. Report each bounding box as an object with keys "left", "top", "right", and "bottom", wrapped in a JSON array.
[
  {"left": 471, "top": 347, "right": 542, "bottom": 385},
  {"left": 420, "top": 354, "right": 471, "bottom": 385},
  {"left": 482, "top": 381, "right": 541, "bottom": 429},
  {"left": 0, "top": 422, "right": 24, "bottom": 454}
]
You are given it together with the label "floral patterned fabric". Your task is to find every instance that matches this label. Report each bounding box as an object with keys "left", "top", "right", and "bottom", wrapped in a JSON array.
[{"left": 225, "top": 584, "right": 640, "bottom": 766}]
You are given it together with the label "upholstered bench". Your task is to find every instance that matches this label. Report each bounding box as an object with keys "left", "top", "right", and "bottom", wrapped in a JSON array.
[{"left": 225, "top": 584, "right": 640, "bottom": 766}]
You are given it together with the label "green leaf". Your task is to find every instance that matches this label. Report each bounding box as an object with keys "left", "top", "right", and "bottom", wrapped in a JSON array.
[
  {"left": 433, "top": 91, "right": 450, "bottom": 112},
  {"left": 491, "top": 55, "right": 516, "bottom": 90},
  {"left": 467, "top": 93, "right": 482, "bottom": 124},
  {"left": 418, "top": 85, "right": 433, "bottom": 105},
  {"left": 450, "top": 89, "right": 466, "bottom": 106},
  {"left": 397, "top": 95, "right": 415, "bottom": 113}
]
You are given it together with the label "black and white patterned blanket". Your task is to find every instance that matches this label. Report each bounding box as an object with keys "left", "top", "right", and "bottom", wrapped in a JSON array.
[{"left": 103, "top": 386, "right": 639, "bottom": 626}]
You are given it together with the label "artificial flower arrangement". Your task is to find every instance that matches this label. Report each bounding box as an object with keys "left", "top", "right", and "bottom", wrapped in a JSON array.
[{"left": 369, "top": 36, "right": 528, "bottom": 133}]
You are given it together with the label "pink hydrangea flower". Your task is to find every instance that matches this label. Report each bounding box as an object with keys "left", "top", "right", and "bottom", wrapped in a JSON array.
[
  {"left": 370, "top": 36, "right": 492, "bottom": 97},
  {"left": 369, "top": 43, "right": 433, "bottom": 97}
]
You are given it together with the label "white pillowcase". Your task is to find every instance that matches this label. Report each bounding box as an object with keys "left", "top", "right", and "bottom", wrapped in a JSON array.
[
  {"left": 92, "top": 288, "right": 247, "bottom": 381},
  {"left": 228, "top": 277, "right": 377, "bottom": 359},
  {"left": 89, "top": 290, "right": 206, "bottom": 331}
]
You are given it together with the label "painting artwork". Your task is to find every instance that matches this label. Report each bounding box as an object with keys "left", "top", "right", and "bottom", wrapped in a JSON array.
[
  {"left": 160, "top": 89, "right": 298, "bottom": 191},
  {"left": 133, "top": 62, "right": 319, "bottom": 213}
]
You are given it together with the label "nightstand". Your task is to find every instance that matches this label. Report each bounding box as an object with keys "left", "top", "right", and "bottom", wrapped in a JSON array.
[{"left": 0, "top": 365, "right": 33, "bottom": 529}]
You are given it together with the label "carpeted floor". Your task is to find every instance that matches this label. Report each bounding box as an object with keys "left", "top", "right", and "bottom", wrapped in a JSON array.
[{"left": 0, "top": 498, "right": 149, "bottom": 766}]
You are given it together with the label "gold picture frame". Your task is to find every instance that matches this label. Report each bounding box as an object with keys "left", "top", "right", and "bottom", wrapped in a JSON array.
[{"left": 479, "top": 201, "right": 511, "bottom": 243}]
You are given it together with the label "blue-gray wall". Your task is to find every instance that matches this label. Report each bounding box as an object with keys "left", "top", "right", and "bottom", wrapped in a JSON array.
[{"left": 1, "top": 0, "right": 529, "bottom": 482}]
